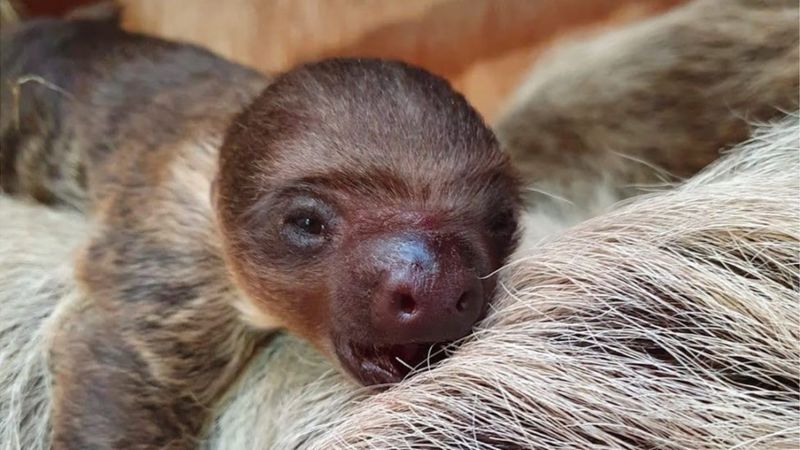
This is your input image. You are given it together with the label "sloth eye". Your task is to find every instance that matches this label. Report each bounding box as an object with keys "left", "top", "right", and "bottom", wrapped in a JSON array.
[
  {"left": 281, "top": 209, "right": 331, "bottom": 251},
  {"left": 291, "top": 215, "right": 325, "bottom": 235},
  {"left": 278, "top": 194, "right": 336, "bottom": 251}
]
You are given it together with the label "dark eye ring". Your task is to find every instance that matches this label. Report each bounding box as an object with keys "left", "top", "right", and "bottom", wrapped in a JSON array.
[{"left": 289, "top": 215, "right": 326, "bottom": 236}]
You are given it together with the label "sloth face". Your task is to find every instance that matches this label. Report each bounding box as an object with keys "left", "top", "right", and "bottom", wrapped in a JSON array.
[{"left": 216, "top": 58, "right": 520, "bottom": 385}]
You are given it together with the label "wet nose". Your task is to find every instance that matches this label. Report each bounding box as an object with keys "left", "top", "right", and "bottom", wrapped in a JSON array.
[{"left": 371, "top": 234, "right": 485, "bottom": 343}]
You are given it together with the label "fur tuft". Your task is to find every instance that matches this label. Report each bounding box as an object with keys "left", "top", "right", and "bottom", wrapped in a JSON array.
[{"left": 0, "top": 202, "right": 85, "bottom": 450}]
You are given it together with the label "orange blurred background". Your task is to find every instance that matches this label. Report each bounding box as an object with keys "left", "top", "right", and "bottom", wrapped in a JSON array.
[{"left": 9, "top": 0, "right": 685, "bottom": 120}]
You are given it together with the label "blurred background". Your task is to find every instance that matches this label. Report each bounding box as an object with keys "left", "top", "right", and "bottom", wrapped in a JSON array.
[{"left": 2, "top": 0, "right": 685, "bottom": 120}]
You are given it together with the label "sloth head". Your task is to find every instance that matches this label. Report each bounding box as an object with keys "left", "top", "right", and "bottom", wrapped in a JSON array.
[{"left": 215, "top": 58, "right": 520, "bottom": 385}]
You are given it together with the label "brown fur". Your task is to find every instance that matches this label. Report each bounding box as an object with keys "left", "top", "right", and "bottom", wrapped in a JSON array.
[
  {"left": 496, "top": 0, "right": 799, "bottom": 204},
  {"left": 0, "top": 11, "right": 519, "bottom": 450},
  {"left": 0, "top": 16, "right": 270, "bottom": 449}
]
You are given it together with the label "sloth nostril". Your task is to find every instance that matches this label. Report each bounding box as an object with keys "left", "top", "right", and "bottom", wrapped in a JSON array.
[{"left": 397, "top": 294, "right": 416, "bottom": 316}]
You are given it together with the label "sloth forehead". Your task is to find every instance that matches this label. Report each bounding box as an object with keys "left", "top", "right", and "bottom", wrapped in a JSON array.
[
  {"left": 257, "top": 156, "right": 512, "bottom": 221},
  {"left": 263, "top": 114, "right": 504, "bottom": 178},
  {"left": 264, "top": 138, "right": 508, "bottom": 200}
]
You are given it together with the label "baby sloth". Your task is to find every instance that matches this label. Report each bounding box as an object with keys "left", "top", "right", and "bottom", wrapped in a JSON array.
[
  {"left": 216, "top": 65, "right": 520, "bottom": 384},
  {"left": 0, "top": 13, "right": 520, "bottom": 449}
]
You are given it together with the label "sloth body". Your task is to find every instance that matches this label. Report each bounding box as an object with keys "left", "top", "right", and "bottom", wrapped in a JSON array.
[
  {"left": 0, "top": 15, "right": 519, "bottom": 449},
  {"left": 0, "top": 0, "right": 798, "bottom": 449}
]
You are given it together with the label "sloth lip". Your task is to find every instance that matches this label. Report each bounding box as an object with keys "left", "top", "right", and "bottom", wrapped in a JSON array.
[{"left": 337, "top": 341, "right": 448, "bottom": 386}]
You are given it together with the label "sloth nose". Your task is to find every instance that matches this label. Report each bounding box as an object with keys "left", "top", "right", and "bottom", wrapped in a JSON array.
[{"left": 371, "top": 234, "right": 485, "bottom": 343}]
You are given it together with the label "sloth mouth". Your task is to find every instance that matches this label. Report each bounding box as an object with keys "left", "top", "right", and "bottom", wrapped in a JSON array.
[{"left": 337, "top": 341, "right": 449, "bottom": 386}]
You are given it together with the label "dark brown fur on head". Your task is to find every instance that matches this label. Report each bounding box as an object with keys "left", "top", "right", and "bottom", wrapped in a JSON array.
[{"left": 216, "top": 59, "right": 521, "bottom": 384}]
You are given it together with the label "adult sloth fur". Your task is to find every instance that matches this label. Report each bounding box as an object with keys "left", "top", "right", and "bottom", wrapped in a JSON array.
[{"left": 2, "top": 117, "right": 797, "bottom": 449}]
